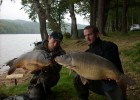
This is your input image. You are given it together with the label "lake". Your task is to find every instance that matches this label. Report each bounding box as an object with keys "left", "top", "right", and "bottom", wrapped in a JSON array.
[{"left": 0, "top": 34, "right": 42, "bottom": 74}]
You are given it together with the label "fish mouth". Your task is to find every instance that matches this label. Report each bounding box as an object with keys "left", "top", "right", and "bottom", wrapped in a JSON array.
[
  {"left": 54, "top": 57, "right": 59, "bottom": 63},
  {"left": 54, "top": 58, "right": 69, "bottom": 68},
  {"left": 54, "top": 58, "right": 63, "bottom": 65}
]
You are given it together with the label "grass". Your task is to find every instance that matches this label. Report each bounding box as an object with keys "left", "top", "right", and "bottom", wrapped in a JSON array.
[
  {"left": 0, "top": 82, "right": 28, "bottom": 98},
  {"left": 122, "top": 42, "right": 140, "bottom": 73},
  {"left": 0, "top": 31, "right": 140, "bottom": 100}
]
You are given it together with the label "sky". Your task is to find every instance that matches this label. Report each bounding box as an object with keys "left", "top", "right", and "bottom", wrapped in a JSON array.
[{"left": 0, "top": 0, "right": 89, "bottom": 25}]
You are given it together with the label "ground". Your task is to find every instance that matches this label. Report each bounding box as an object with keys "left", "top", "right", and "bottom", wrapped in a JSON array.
[
  {"left": 0, "top": 33, "right": 140, "bottom": 100},
  {"left": 0, "top": 68, "right": 31, "bottom": 86}
]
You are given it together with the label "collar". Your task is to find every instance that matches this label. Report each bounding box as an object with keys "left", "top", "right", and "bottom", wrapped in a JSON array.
[{"left": 89, "top": 38, "right": 102, "bottom": 48}]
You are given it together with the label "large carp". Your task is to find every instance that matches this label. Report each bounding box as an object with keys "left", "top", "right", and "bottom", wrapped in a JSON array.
[
  {"left": 55, "top": 52, "right": 136, "bottom": 86},
  {"left": 6, "top": 50, "right": 51, "bottom": 75}
]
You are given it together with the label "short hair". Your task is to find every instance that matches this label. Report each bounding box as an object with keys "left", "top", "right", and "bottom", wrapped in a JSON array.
[
  {"left": 50, "top": 31, "right": 63, "bottom": 41},
  {"left": 84, "top": 25, "right": 99, "bottom": 34}
]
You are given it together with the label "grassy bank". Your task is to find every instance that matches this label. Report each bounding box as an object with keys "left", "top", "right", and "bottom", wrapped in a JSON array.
[{"left": 0, "top": 31, "right": 140, "bottom": 100}]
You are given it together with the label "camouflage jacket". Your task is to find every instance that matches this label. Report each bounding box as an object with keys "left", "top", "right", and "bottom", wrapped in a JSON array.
[{"left": 33, "top": 40, "right": 65, "bottom": 74}]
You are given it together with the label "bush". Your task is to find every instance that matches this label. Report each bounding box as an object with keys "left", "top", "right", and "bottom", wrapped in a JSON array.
[{"left": 63, "top": 32, "right": 71, "bottom": 39}]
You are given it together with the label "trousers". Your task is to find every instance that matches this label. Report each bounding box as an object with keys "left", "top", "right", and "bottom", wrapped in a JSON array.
[
  {"left": 28, "top": 70, "right": 60, "bottom": 100},
  {"left": 73, "top": 75, "right": 127, "bottom": 100}
]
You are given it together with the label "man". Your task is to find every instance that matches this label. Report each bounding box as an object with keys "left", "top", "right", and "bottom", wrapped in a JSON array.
[
  {"left": 28, "top": 31, "right": 65, "bottom": 100},
  {"left": 73, "top": 25, "right": 127, "bottom": 100}
]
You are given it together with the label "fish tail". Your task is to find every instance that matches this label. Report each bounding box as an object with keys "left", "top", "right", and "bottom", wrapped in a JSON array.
[
  {"left": 8, "top": 66, "right": 16, "bottom": 75},
  {"left": 5, "top": 58, "right": 17, "bottom": 75},
  {"left": 5, "top": 58, "right": 17, "bottom": 67},
  {"left": 119, "top": 74, "right": 136, "bottom": 86}
]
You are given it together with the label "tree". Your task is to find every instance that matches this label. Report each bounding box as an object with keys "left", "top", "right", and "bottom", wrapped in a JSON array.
[
  {"left": 1, "top": 0, "right": 140, "bottom": 37},
  {"left": 21, "top": 0, "right": 67, "bottom": 40},
  {"left": 121, "top": 0, "right": 128, "bottom": 34},
  {"left": 21, "top": 0, "right": 49, "bottom": 40},
  {"left": 89, "top": 0, "right": 98, "bottom": 26},
  {"left": 97, "top": 0, "right": 111, "bottom": 35},
  {"left": 34, "top": 0, "right": 48, "bottom": 40},
  {"left": 69, "top": 3, "right": 78, "bottom": 39}
]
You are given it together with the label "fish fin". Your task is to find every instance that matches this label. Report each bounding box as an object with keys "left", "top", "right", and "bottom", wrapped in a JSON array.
[
  {"left": 31, "top": 69, "right": 41, "bottom": 74},
  {"left": 8, "top": 66, "right": 16, "bottom": 75},
  {"left": 5, "top": 58, "right": 17, "bottom": 67},
  {"left": 80, "top": 76, "right": 88, "bottom": 85},
  {"left": 26, "top": 64, "right": 42, "bottom": 72},
  {"left": 118, "top": 74, "right": 136, "bottom": 86}
]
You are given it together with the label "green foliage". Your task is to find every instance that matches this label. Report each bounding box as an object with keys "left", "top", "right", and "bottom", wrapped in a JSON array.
[
  {"left": 124, "top": 43, "right": 140, "bottom": 62},
  {"left": 0, "top": 19, "right": 40, "bottom": 34},
  {"left": 63, "top": 32, "right": 71, "bottom": 39},
  {"left": 0, "top": 19, "right": 86, "bottom": 34},
  {"left": 128, "top": 31, "right": 140, "bottom": 35},
  {"left": 0, "top": 82, "right": 28, "bottom": 96},
  {"left": 0, "top": 68, "right": 105, "bottom": 100},
  {"left": 123, "top": 42, "right": 140, "bottom": 72},
  {"left": 51, "top": 67, "right": 78, "bottom": 99},
  {"left": 21, "top": 0, "right": 37, "bottom": 22},
  {"left": 105, "top": 0, "right": 140, "bottom": 32}
]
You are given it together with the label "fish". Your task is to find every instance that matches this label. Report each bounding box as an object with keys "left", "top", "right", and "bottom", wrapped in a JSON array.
[
  {"left": 6, "top": 50, "right": 51, "bottom": 75},
  {"left": 55, "top": 52, "right": 136, "bottom": 86}
]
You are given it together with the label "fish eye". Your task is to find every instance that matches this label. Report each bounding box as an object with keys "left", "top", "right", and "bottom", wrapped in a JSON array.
[{"left": 60, "top": 55, "right": 64, "bottom": 57}]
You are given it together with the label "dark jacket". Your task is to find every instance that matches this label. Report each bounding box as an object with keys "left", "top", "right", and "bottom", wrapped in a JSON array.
[
  {"left": 86, "top": 38, "right": 123, "bottom": 73},
  {"left": 85, "top": 38, "right": 124, "bottom": 94}
]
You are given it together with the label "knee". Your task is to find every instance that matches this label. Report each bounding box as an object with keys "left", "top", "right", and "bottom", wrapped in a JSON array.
[
  {"left": 73, "top": 75, "right": 81, "bottom": 85},
  {"left": 28, "top": 84, "right": 44, "bottom": 99}
]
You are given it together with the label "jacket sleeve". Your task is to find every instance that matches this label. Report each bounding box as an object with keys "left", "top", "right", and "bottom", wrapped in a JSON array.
[
  {"left": 49, "top": 48, "right": 66, "bottom": 73},
  {"left": 102, "top": 42, "right": 124, "bottom": 73},
  {"left": 33, "top": 40, "right": 48, "bottom": 50}
]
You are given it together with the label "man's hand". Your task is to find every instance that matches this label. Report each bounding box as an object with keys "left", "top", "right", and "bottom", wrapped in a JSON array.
[{"left": 103, "top": 77, "right": 114, "bottom": 81}]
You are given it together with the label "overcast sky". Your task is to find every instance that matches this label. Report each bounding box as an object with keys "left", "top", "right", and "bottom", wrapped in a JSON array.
[
  {"left": 0, "top": 0, "right": 89, "bottom": 25},
  {"left": 0, "top": 0, "right": 31, "bottom": 21}
]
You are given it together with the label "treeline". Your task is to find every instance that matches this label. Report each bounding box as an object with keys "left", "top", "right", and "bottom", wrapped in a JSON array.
[
  {"left": 0, "top": 19, "right": 40, "bottom": 34},
  {"left": 0, "top": 0, "right": 140, "bottom": 40},
  {"left": 0, "top": 19, "right": 86, "bottom": 34}
]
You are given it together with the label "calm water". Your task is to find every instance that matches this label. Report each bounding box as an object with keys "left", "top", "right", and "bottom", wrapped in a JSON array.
[{"left": 0, "top": 34, "right": 41, "bottom": 74}]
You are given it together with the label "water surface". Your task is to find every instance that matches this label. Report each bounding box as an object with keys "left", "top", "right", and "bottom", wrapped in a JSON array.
[{"left": 0, "top": 34, "right": 41, "bottom": 74}]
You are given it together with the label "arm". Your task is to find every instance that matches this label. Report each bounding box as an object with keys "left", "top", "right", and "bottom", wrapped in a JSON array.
[
  {"left": 102, "top": 42, "right": 124, "bottom": 73},
  {"left": 47, "top": 48, "right": 66, "bottom": 73}
]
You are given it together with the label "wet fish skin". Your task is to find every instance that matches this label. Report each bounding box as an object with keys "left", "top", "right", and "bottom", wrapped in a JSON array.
[
  {"left": 6, "top": 50, "right": 51, "bottom": 75},
  {"left": 55, "top": 52, "right": 136, "bottom": 86}
]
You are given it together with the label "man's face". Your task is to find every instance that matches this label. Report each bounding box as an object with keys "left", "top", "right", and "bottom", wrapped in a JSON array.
[
  {"left": 84, "top": 28, "right": 97, "bottom": 45},
  {"left": 48, "top": 36, "right": 59, "bottom": 51}
]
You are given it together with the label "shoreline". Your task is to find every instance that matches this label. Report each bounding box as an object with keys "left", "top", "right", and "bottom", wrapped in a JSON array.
[
  {"left": 0, "top": 68, "right": 32, "bottom": 86},
  {"left": 0, "top": 66, "right": 9, "bottom": 75}
]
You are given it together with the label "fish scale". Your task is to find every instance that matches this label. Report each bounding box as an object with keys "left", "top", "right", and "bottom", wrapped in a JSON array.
[
  {"left": 5, "top": 50, "right": 51, "bottom": 75},
  {"left": 72, "top": 53, "right": 107, "bottom": 80},
  {"left": 55, "top": 52, "right": 136, "bottom": 86}
]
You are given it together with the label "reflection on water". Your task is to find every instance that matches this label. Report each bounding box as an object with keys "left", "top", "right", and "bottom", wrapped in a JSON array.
[{"left": 0, "top": 34, "right": 41, "bottom": 73}]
